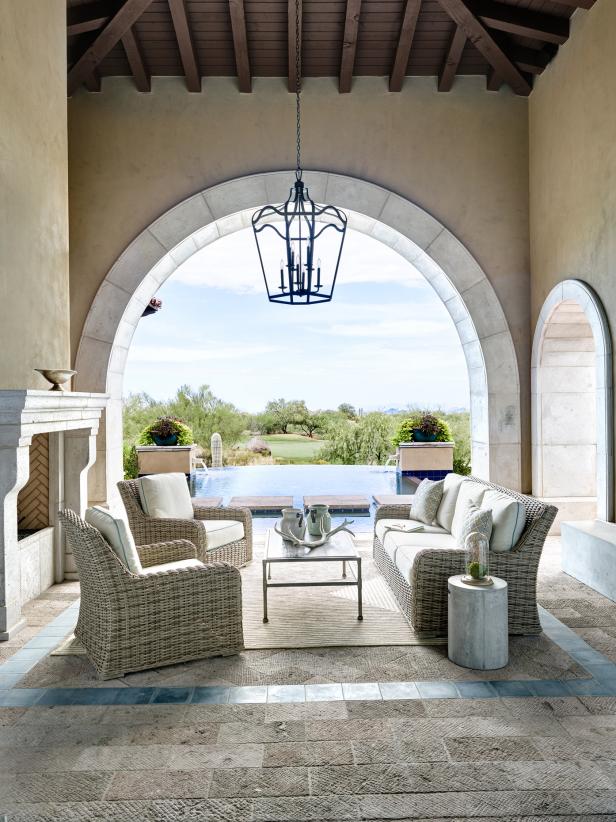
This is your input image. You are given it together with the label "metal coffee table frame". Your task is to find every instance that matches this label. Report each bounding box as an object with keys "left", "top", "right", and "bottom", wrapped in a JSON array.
[{"left": 262, "top": 528, "right": 363, "bottom": 623}]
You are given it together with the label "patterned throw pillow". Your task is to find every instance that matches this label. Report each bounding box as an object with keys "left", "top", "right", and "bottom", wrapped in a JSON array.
[
  {"left": 410, "top": 478, "right": 444, "bottom": 525},
  {"left": 455, "top": 501, "right": 493, "bottom": 548}
]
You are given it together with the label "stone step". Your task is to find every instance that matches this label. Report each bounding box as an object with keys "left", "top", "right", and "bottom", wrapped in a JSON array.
[
  {"left": 192, "top": 497, "right": 223, "bottom": 508},
  {"left": 303, "top": 495, "right": 371, "bottom": 512},
  {"left": 229, "top": 496, "right": 293, "bottom": 513},
  {"left": 372, "top": 494, "right": 415, "bottom": 506}
]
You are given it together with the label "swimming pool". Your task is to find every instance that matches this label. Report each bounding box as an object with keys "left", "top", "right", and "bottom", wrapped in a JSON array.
[{"left": 190, "top": 465, "right": 416, "bottom": 532}]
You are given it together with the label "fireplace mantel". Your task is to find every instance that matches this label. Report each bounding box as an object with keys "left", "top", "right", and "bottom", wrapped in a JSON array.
[{"left": 0, "top": 390, "right": 108, "bottom": 639}]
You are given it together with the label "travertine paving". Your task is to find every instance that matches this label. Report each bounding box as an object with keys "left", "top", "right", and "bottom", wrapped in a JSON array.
[{"left": 2, "top": 538, "right": 616, "bottom": 819}]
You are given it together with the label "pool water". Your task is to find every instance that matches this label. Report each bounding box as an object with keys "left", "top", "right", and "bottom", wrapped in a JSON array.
[{"left": 190, "top": 465, "right": 416, "bottom": 533}]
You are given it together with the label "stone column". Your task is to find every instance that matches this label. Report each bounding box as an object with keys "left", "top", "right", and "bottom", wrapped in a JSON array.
[
  {"left": 0, "top": 443, "right": 31, "bottom": 639},
  {"left": 63, "top": 429, "right": 97, "bottom": 580}
]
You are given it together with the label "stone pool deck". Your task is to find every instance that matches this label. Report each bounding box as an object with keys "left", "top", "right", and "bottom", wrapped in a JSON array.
[{"left": 2, "top": 537, "right": 616, "bottom": 820}]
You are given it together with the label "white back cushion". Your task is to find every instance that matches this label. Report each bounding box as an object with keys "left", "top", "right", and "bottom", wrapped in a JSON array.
[
  {"left": 481, "top": 489, "right": 525, "bottom": 552},
  {"left": 451, "top": 481, "right": 488, "bottom": 542},
  {"left": 139, "top": 473, "right": 194, "bottom": 520},
  {"left": 85, "top": 506, "right": 142, "bottom": 574},
  {"left": 435, "top": 473, "right": 466, "bottom": 531}
]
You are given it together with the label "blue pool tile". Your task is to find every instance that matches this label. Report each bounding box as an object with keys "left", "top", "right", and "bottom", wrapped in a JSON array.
[
  {"left": 305, "top": 683, "right": 344, "bottom": 702},
  {"left": 0, "top": 688, "right": 46, "bottom": 707},
  {"left": 191, "top": 686, "right": 230, "bottom": 705},
  {"left": 527, "top": 680, "right": 572, "bottom": 697},
  {"left": 342, "top": 682, "right": 382, "bottom": 701},
  {"left": 416, "top": 681, "right": 458, "bottom": 699},
  {"left": 582, "top": 664, "right": 616, "bottom": 685},
  {"left": 23, "top": 636, "right": 61, "bottom": 650},
  {"left": 7, "top": 647, "right": 47, "bottom": 662},
  {"left": 36, "top": 688, "right": 81, "bottom": 706},
  {"left": 455, "top": 681, "right": 498, "bottom": 699},
  {"left": 151, "top": 687, "right": 194, "bottom": 704},
  {"left": 378, "top": 682, "right": 421, "bottom": 701},
  {"left": 567, "top": 648, "right": 611, "bottom": 667},
  {"left": 267, "top": 685, "right": 306, "bottom": 703},
  {"left": 112, "top": 688, "right": 156, "bottom": 705},
  {"left": 489, "top": 680, "right": 533, "bottom": 697},
  {"left": 228, "top": 686, "right": 268, "bottom": 704},
  {"left": 70, "top": 689, "right": 121, "bottom": 705},
  {"left": 0, "top": 673, "right": 24, "bottom": 689},
  {"left": 36, "top": 625, "right": 75, "bottom": 637},
  {"left": 566, "top": 678, "right": 616, "bottom": 696},
  {"left": 0, "top": 657, "right": 39, "bottom": 675}
]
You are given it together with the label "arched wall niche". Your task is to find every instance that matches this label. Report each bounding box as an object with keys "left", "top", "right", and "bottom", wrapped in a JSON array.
[{"left": 74, "top": 171, "right": 522, "bottom": 504}]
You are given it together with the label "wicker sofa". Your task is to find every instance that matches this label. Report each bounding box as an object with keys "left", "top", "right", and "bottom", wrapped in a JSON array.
[
  {"left": 118, "top": 478, "right": 252, "bottom": 568},
  {"left": 59, "top": 509, "right": 244, "bottom": 679},
  {"left": 374, "top": 475, "right": 557, "bottom": 636}
]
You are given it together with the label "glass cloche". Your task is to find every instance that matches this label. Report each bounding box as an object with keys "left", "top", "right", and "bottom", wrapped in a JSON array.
[{"left": 462, "top": 531, "right": 492, "bottom": 586}]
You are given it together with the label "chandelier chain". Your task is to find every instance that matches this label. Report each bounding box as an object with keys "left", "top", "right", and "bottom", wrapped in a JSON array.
[{"left": 295, "top": 0, "right": 302, "bottom": 180}]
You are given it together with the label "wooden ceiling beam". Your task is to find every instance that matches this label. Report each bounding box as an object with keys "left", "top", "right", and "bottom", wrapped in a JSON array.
[
  {"left": 288, "top": 0, "right": 302, "bottom": 93},
  {"left": 84, "top": 70, "right": 102, "bottom": 93},
  {"left": 67, "top": 0, "right": 154, "bottom": 95},
  {"left": 486, "top": 66, "right": 502, "bottom": 91},
  {"left": 437, "top": 25, "right": 466, "bottom": 92},
  {"left": 168, "top": 0, "right": 201, "bottom": 92},
  {"left": 389, "top": 0, "right": 422, "bottom": 92},
  {"left": 473, "top": 0, "right": 569, "bottom": 45},
  {"left": 339, "top": 0, "right": 362, "bottom": 93},
  {"left": 550, "top": 0, "right": 594, "bottom": 8},
  {"left": 121, "top": 26, "right": 151, "bottom": 92},
  {"left": 509, "top": 44, "right": 554, "bottom": 75},
  {"left": 437, "top": 0, "right": 532, "bottom": 96},
  {"left": 67, "top": 1, "right": 116, "bottom": 37},
  {"left": 229, "top": 0, "right": 252, "bottom": 92}
]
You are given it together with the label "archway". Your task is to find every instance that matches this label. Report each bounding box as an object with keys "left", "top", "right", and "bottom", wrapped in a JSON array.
[
  {"left": 532, "top": 280, "right": 613, "bottom": 528},
  {"left": 74, "top": 171, "right": 522, "bottom": 505}
]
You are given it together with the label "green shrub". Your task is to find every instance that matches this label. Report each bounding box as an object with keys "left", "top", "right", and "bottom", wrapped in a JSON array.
[
  {"left": 123, "top": 444, "right": 139, "bottom": 479},
  {"left": 138, "top": 416, "right": 193, "bottom": 446},
  {"left": 392, "top": 412, "right": 452, "bottom": 447}
]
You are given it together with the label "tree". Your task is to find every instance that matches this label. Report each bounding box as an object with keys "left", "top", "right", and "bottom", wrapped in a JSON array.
[
  {"left": 263, "top": 398, "right": 306, "bottom": 434},
  {"left": 320, "top": 412, "right": 393, "bottom": 465},
  {"left": 167, "top": 384, "right": 247, "bottom": 449},
  {"left": 338, "top": 402, "right": 358, "bottom": 421},
  {"left": 296, "top": 410, "right": 326, "bottom": 438}
]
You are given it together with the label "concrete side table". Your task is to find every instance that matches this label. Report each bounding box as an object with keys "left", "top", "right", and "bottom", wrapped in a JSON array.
[{"left": 448, "top": 575, "right": 508, "bottom": 670}]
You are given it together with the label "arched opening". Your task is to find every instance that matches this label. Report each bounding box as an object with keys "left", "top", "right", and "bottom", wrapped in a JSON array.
[
  {"left": 532, "top": 280, "right": 613, "bottom": 530},
  {"left": 74, "top": 172, "right": 522, "bottom": 505}
]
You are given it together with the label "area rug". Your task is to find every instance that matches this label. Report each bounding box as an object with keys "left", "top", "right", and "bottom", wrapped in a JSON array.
[{"left": 52, "top": 539, "right": 444, "bottom": 655}]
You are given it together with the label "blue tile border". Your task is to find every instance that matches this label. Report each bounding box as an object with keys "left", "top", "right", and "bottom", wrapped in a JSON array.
[{"left": 2, "top": 602, "right": 616, "bottom": 707}]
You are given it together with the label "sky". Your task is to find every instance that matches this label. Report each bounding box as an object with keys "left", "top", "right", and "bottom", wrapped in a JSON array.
[{"left": 123, "top": 226, "right": 470, "bottom": 413}]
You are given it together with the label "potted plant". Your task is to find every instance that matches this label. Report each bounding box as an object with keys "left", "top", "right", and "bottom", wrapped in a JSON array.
[
  {"left": 138, "top": 416, "right": 193, "bottom": 447},
  {"left": 392, "top": 412, "right": 452, "bottom": 447}
]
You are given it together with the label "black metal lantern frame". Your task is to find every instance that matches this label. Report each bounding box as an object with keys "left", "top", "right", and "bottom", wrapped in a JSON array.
[{"left": 252, "top": 0, "right": 347, "bottom": 305}]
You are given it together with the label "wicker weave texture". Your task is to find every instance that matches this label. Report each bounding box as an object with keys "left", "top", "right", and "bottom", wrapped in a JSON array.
[
  {"left": 59, "top": 510, "right": 244, "bottom": 680},
  {"left": 118, "top": 479, "right": 252, "bottom": 567},
  {"left": 373, "top": 477, "right": 557, "bottom": 636}
]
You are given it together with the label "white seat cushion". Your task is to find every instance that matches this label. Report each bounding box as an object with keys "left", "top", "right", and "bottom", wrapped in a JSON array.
[
  {"left": 141, "top": 558, "right": 204, "bottom": 575},
  {"left": 203, "top": 519, "right": 245, "bottom": 551},
  {"left": 481, "top": 489, "right": 525, "bottom": 552},
  {"left": 85, "top": 506, "right": 142, "bottom": 574},
  {"left": 435, "top": 473, "right": 466, "bottom": 531},
  {"left": 139, "top": 473, "right": 194, "bottom": 520},
  {"left": 451, "top": 481, "right": 488, "bottom": 542},
  {"left": 377, "top": 522, "right": 456, "bottom": 572}
]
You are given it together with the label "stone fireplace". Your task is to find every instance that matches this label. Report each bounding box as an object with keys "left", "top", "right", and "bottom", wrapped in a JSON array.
[{"left": 0, "top": 390, "right": 107, "bottom": 639}]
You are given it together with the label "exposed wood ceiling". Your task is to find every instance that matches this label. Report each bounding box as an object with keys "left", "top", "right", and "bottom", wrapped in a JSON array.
[{"left": 66, "top": 0, "right": 597, "bottom": 98}]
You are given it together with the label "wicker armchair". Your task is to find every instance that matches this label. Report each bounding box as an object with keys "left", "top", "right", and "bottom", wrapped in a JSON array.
[
  {"left": 59, "top": 509, "right": 244, "bottom": 680},
  {"left": 374, "top": 477, "right": 557, "bottom": 636},
  {"left": 118, "top": 479, "right": 252, "bottom": 567}
]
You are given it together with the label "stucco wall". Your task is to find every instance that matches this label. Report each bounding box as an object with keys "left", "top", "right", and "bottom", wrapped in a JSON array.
[
  {"left": 0, "top": 0, "right": 70, "bottom": 389},
  {"left": 68, "top": 75, "right": 531, "bottom": 485},
  {"left": 530, "top": 0, "right": 615, "bottom": 509}
]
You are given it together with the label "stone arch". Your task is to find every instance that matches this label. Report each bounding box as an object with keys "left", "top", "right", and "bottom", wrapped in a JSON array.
[
  {"left": 531, "top": 279, "right": 613, "bottom": 524},
  {"left": 75, "top": 171, "right": 522, "bottom": 504}
]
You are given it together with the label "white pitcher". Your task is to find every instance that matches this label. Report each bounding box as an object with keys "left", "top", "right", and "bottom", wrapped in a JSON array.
[{"left": 279, "top": 507, "right": 306, "bottom": 541}]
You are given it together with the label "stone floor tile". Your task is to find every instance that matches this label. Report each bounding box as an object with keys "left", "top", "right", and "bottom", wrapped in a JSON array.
[
  {"left": 405, "top": 761, "right": 514, "bottom": 792},
  {"left": 359, "top": 789, "right": 577, "bottom": 819},
  {"left": 504, "top": 760, "right": 615, "bottom": 791},
  {"left": 168, "top": 743, "right": 263, "bottom": 770},
  {"left": 579, "top": 696, "right": 616, "bottom": 714},
  {"left": 17, "top": 704, "right": 108, "bottom": 725},
  {"left": 0, "top": 707, "right": 26, "bottom": 725},
  {"left": 445, "top": 735, "right": 544, "bottom": 762},
  {"left": 124, "top": 721, "right": 220, "bottom": 746},
  {"left": 501, "top": 696, "right": 589, "bottom": 717},
  {"left": 566, "top": 789, "right": 616, "bottom": 814},
  {"left": 209, "top": 765, "right": 309, "bottom": 798},
  {"left": 104, "top": 769, "right": 213, "bottom": 800},
  {"left": 252, "top": 795, "right": 360, "bottom": 820},
  {"left": 72, "top": 744, "right": 176, "bottom": 771},
  {"left": 344, "top": 699, "right": 426, "bottom": 720},
  {"left": 149, "top": 797, "right": 254, "bottom": 821},
  {"left": 184, "top": 703, "right": 266, "bottom": 724},
  {"left": 0, "top": 801, "right": 156, "bottom": 822},
  {"left": 352, "top": 739, "right": 449, "bottom": 765},
  {"left": 217, "top": 720, "right": 305, "bottom": 744},
  {"left": 310, "top": 763, "right": 412, "bottom": 795},
  {"left": 38, "top": 721, "right": 129, "bottom": 747},
  {"left": 559, "top": 714, "right": 616, "bottom": 737},
  {"left": 533, "top": 735, "right": 616, "bottom": 762},
  {"left": 99, "top": 704, "right": 188, "bottom": 725},
  {"left": 305, "top": 717, "right": 392, "bottom": 741},
  {"left": 264, "top": 700, "right": 348, "bottom": 722},
  {"left": 390, "top": 715, "right": 566, "bottom": 742},
  {"left": 421, "top": 698, "right": 510, "bottom": 718},
  {"left": 0, "top": 745, "right": 83, "bottom": 773},
  {"left": 0, "top": 771, "right": 112, "bottom": 803},
  {"left": 263, "top": 740, "right": 353, "bottom": 767},
  {"left": 0, "top": 723, "right": 51, "bottom": 747}
]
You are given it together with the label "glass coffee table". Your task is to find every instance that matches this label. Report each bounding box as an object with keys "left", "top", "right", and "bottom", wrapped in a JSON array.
[{"left": 262, "top": 528, "right": 363, "bottom": 623}]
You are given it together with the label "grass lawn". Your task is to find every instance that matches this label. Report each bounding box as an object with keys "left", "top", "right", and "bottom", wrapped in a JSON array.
[{"left": 244, "top": 433, "right": 327, "bottom": 463}]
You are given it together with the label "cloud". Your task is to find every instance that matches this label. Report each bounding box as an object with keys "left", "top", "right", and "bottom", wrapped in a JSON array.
[{"left": 128, "top": 342, "right": 280, "bottom": 364}]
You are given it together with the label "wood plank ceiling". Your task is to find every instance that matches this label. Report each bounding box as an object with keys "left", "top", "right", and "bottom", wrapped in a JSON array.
[{"left": 66, "top": 0, "right": 596, "bottom": 98}]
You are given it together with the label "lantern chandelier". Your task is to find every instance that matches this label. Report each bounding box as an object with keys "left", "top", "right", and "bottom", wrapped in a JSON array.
[{"left": 251, "top": 0, "right": 347, "bottom": 305}]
